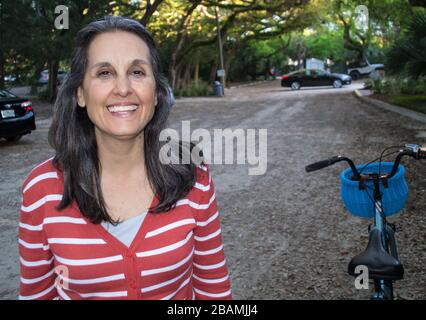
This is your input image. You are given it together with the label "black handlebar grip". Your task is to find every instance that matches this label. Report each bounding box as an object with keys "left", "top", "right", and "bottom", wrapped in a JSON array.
[{"left": 305, "top": 156, "right": 340, "bottom": 172}]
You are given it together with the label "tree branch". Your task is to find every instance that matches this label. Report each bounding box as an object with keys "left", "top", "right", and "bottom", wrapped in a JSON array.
[{"left": 140, "top": 0, "right": 164, "bottom": 26}]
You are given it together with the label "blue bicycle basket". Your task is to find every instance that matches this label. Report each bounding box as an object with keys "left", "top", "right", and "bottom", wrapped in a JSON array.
[{"left": 340, "top": 162, "right": 408, "bottom": 218}]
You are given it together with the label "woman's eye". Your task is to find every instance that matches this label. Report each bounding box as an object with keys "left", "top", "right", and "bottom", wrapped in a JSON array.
[
  {"left": 132, "top": 70, "right": 146, "bottom": 77},
  {"left": 97, "top": 70, "right": 111, "bottom": 77}
]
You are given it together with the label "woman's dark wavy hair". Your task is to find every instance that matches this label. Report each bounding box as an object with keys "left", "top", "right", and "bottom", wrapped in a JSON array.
[{"left": 48, "top": 16, "right": 197, "bottom": 225}]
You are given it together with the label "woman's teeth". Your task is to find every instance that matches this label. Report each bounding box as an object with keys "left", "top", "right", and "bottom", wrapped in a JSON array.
[{"left": 107, "top": 105, "right": 138, "bottom": 113}]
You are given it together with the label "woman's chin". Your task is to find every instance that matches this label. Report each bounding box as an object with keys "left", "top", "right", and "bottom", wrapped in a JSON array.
[{"left": 96, "top": 127, "right": 145, "bottom": 142}]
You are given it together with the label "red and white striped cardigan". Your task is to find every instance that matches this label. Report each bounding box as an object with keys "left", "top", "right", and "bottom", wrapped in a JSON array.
[{"left": 18, "top": 158, "right": 232, "bottom": 300}]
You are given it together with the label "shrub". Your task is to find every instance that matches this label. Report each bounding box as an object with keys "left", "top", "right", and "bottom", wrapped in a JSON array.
[
  {"left": 386, "top": 10, "right": 426, "bottom": 79},
  {"left": 174, "top": 81, "right": 212, "bottom": 97},
  {"left": 371, "top": 77, "right": 426, "bottom": 95}
]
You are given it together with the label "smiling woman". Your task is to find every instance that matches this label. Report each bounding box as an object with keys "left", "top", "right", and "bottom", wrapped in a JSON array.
[
  {"left": 18, "top": 16, "right": 232, "bottom": 300},
  {"left": 76, "top": 32, "right": 158, "bottom": 143}
]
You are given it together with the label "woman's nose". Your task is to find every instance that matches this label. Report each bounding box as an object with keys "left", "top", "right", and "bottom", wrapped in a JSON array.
[{"left": 113, "top": 74, "right": 133, "bottom": 96}]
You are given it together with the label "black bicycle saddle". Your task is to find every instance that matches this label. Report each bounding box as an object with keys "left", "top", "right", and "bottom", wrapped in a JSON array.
[{"left": 348, "top": 228, "right": 404, "bottom": 280}]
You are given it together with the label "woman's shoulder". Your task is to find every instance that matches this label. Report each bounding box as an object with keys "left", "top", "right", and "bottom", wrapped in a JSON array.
[
  {"left": 194, "top": 162, "right": 210, "bottom": 185},
  {"left": 21, "top": 157, "right": 62, "bottom": 194},
  {"left": 190, "top": 163, "right": 215, "bottom": 199}
]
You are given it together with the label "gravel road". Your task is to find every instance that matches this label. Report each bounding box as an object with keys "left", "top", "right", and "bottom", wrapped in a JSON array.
[{"left": 0, "top": 80, "right": 425, "bottom": 299}]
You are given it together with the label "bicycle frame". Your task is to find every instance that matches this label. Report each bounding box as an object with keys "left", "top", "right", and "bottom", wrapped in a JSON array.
[
  {"left": 372, "top": 200, "right": 393, "bottom": 299},
  {"left": 370, "top": 175, "right": 398, "bottom": 300}
]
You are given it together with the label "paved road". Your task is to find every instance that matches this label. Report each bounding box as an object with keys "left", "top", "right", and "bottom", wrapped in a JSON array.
[{"left": 1, "top": 80, "right": 425, "bottom": 299}]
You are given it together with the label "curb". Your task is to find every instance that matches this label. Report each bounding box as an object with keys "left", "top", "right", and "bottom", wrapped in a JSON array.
[
  {"left": 228, "top": 79, "right": 275, "bottom": 89},
  {"left": 353, "top": 90, "right": 426, "bottom": 125}
]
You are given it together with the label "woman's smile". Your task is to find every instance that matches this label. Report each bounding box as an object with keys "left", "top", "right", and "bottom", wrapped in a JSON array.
[{"left": 106, "top": 102, "right": 140, "bottom": 118}]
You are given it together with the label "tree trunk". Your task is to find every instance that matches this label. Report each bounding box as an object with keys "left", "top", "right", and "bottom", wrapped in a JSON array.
[
  {"left": 175, "top": 65, "right": 184, "bottom": 91},
  {"left": 223, "top": 44, "right": 241, "bottom": 85},
  {"left": 0, "top": 0, "right": 4, "bottom": 89},
  {"left": 167, "top": 1, "right": 201, "bottom": 89},
  {"left": 340, "top": 15, "right": 365, "bottom": 63},
  {"left": 48, "top": 59, "right": 58, "bottom": 103},
  {"left": 295, "top": 42, "right": 306, "bottom": 70},
  {"left": 0, "top": 47, "right": 4, "bottom": 89},
  {"left": 194, "top": 62, "right": 199, "bottom": 86},
  {"left": 169, "top": 66, "right": 178, "bottom": 90},
  {"left": 182, "top": 65, "right": 191, "bottom": 88},
  {"left": 209, "top": 59, "right": 218, "bottom": 83},
  {"left": 169, "top": 34, "right": 188, "bottom": 90}
]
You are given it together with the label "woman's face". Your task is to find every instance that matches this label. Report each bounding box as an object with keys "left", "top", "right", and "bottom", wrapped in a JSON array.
[{"left": 77, "top": 31, "right": 157, "bottom": 142}]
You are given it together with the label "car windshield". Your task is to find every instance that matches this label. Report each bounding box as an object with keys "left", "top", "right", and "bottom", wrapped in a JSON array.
[{"left": 0, "top": 89, "right": 17, "bottom": 99}]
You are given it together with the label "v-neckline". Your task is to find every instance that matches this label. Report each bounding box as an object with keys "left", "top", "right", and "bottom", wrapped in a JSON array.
[
  {"left": 56, "top": 166, "right": 159, "bottom": 255},
  {"left": 90, "top": 194, "right": 159, "bottom": 254}
]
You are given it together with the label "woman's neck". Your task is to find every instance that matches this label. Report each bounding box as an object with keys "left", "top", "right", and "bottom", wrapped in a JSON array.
[{"left": 96, "top": 130, "right": 146, "bottom": 177}]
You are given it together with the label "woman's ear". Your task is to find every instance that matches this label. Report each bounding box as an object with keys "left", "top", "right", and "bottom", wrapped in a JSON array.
[
  {"left": 76, "top": 86, "right": 86, "bottom": 108},
  {"left": 155, "top": 95, "right": 158, "bottom": 106}
]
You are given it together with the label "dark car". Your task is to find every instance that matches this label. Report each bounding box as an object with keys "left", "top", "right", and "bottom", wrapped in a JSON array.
[
  {"left": 281, "top": 69, "right": 352, "bottom": 90},
  {"left": 0, "top": 89, "right": 36, "bottom": 142}
]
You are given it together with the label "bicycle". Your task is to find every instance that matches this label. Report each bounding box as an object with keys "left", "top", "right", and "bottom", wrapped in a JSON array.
[{"left": 305, "top": 144, "right": 426, "bottom": 300}]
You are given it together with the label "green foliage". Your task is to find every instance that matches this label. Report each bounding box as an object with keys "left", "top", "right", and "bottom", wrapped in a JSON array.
[
  {"left": 390, "top": 95, "right": 426, "bottom": 114},
  {"left": 386, "top": 9, "right": 426, "bottom": 78},
  {"left": 371, "top": 77, "right": 426, "bottom": 95},
  {"left": 174, "top": 81, "right": 212, "bottom": 97},
  {"left": 324, "top": 0, "right": 411, "bottom": 64},
  {"left": 0, "top": 0, "right": 419, "bottom": 93},
  {"left": 304, "top": 26, "right": 345, "bottom": 61}
]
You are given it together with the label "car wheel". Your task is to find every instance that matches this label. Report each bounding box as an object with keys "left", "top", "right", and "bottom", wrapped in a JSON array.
[
  {"left": 349, "top": 71, "right": 360, "bottom": 80},
  {"left": 290, "top": 82, "right": 301, "bottom": 90},
  {"left": 333, "top": 80, "right": 343, "bottom": 88},
  {"left": 5, "top": 135, "right": 22, "bottom": 142}
]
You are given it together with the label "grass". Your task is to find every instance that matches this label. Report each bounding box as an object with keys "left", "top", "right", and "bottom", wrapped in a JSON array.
[{"left": 371, "top": 94, "right": 426, "bottom": 115}]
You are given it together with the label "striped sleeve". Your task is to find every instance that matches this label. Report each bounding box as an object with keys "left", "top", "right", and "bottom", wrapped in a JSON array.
[
  {"left": 18, "top": 173, "right": 58, "bottom": 300},
  {"left": 192, "top": 165, "right": 232, "bottom": 300}
]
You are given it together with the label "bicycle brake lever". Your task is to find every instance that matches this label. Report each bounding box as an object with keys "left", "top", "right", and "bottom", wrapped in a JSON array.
[
  {"left": 405, "top": 144, "right": 420, "bottom": 153},
  {"left": 405, "top": 144, "right": 426, "bottom": 159}
]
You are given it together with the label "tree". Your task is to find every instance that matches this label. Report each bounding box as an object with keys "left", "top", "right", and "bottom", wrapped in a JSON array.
[
  {"left": 386, "top": 9, "right": 426, "bottom": 78},
  {"left": 109, "top": 0, "right": 165, "bottom": 26},
  {"left": 325, "top": 0, "right": 411, "bottom": 64},
  {"left": 0, "top": 0, "right": 36, "bottom": 89},
  {"left": 147, "top": 0, "right": 316, "bottom": 89}
]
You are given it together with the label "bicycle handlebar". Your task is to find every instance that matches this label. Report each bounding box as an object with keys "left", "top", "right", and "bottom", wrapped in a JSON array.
[
  {"left": 305, "top": 156, "right": 361, "bottom": 179},
  {"left": 305, "top": 144, "right": 426, "bottom": 179},
  {"left": 305, "top": 156, "right": 341, "bottom": 172},
  {"left": 387, "top": 145, "right": 426, "bottom": 178}
]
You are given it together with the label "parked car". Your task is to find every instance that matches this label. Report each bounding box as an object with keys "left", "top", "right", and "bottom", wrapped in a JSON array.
[
  {"left": 347, "top": 61, "right": 384, "bottom": 80},
  {"left": 281, "top": 69, "right": 352, "bottom": 90},
  {"left": 38, "top": 69, "right": 68, "bottom": 85},
  {"left": 0, "top": 89, "right": 36, "bottom": 142}
]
